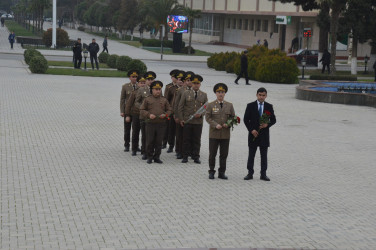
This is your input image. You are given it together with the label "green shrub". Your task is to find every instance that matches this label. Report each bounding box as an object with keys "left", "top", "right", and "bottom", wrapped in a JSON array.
[
  {"left": 42, "top": 28, "right": 70, "bottom": 47},
  {"left": 126, "top": 59, "right": 147, "bottom": 75},
  {"left": 182, "top": 46, "right": 195, "bottom": 54},
  {"left": 310, "top": 75, "right": 358, "bottom": 81},
  {"left": 213, "top": 52, "right": 239, "bottom": 71},
  {"left": 77, "top": 26, "right": 85, "bottom": 31},
  {"left": 29, "top": 55, "right": 48, "bottom": 73},
  {"left": 116, "top": 56, "right": 132, "bottom": 71},
  {"left": 24, "top": 48, "right": 42, "bottom": 65},
  {"left": 207, "top": 53, "right": 217, "bottom": 68},
  {"left": 107, "top": 54, "right": 119, "bottom": 68},
  {"left": 225, "top": 57, "right": 238, "bottom": 73},
  {"left": 255, "top": 55, "right": 299, "bottom": 84},
  {"left": 98, "top": 52, "right": 109, "bottom": 63}
]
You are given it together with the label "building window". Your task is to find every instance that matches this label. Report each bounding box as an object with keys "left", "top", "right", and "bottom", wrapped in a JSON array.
[
  {"left": 227, "top": 18, "right": 231, "bottom": 29},
  {"left": 249, "top": 20, "right": 254, "bottom": 31},
  {"left": 244, "top": 19, "right": 248, "bottom": 30},
  {"left": 238, "top": 19, "right": 242, "bottom": 29},
  {"left": 274, "top": 23, "right": 279, "bottom": 33},
  {"left": 232, "top": 18, "right": 236, "bottom": 29},
  {"left": 263, "top": 20, "right": 268, "bottom": 32},
  {"left": 256, "top": 20, "right": 261, "bottom": 31}
]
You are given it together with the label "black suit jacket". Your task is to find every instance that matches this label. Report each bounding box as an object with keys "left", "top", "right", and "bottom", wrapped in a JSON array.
[{"left": 243, "top": 101, "right": 276, "bottom": 147}]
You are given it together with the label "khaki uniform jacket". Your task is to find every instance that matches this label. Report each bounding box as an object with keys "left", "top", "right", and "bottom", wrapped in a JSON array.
[
  {"left": 134, "top": 86, "right": 151, "bottom": 115},
  {"left": 205, "top": 100, "right": 235, "bottom": 139},
  {"left": 140, "top": 95, "right": 172, "bottom": 123},
  {"left": 173, "top": 86, "right": 191, "bottom": 119},
  {"left": 178, "top": 89, "right": 208, "bottom": 125},
  {"left": 125, "top": 91, "right": 139, "bottom": 116},
  {"left": 164, "top": 83, "right": 178, "bottom": 105},
  {"left": 120, "top": 82, "right": 137, "bottom": 114}
]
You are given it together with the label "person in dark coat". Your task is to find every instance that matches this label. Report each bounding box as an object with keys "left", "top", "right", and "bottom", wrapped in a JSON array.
[
  {"left": 243, "top": 87, "right": 276, "bottom": 181},
  {"left": 88, "top": 38, "right": 100, "bottom": 70},
  {"left": 320, "top": 49, "right": 331, "bottom": 74},
  {"left": 72, "top": 38, "right": 82, "bottom": 69},
  {"left": 102, "top": 36, "right": 108, "bottom": 53},
  {"left": 1, "top": 17, "right": 5, "bottom": 27},
  {"left": 8, "top": 31, "right": 15, "bottom": 49},
  {"left": 373, "top": 61, "right": 376, "bottom": 81},
  {"left": 235, "top": 50, "right": 250, "bottom": 85},
  {"left": 263, "top": 39, "right": 268, "bottom": 48}
]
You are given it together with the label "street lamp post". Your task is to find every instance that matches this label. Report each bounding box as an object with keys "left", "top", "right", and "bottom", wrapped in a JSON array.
[
  {"left": 160, "top": 24, "right": 164, "bottom": 61},
  {"left": 301, "top": 58, "right": 306, "bottom": 79},
  {"left": 364, "top": 55, "right": 369, "bottom": 74},
  {"left": 83, "top": 50, "right": 88, "bottom": 71}
]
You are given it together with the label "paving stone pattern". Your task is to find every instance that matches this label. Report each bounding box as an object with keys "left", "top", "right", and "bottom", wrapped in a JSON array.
[{"left": 1, "top": 46, "right": 376, "bottom": 249}]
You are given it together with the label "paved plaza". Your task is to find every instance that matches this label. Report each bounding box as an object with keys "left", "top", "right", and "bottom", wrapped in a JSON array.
[{"left": 1, "top": 24, "right": 376, "bottom": 250}]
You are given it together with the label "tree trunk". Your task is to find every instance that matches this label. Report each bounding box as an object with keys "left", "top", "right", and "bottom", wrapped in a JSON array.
[
  {"left": 318, "top": 4, "right": 329, "bottom": 70},
  {"left": 329, "top": 4, "right": 341, "bottom": 75},
  {"left": 351, "top": 37, "right": 358, "bottom": 75},
  {"left": 188, "top": 21, "right": 193, "bottom": 54}
]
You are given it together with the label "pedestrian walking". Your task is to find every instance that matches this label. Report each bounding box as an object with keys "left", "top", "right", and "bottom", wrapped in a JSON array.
[
  {"left": 1, "top": 17, "right": 5, "bottom": 27},
  {"left": 102, "top": 36, "right": 108, "bottom": 53},
  {"left": 320, "top": 49, "right": 331, "bottom": 74},
  {"left": 243, "top": 87, "right": 277, "bottom": 182},
  {"left": 72, "top": 38, "right": 82, "bottom": 69},
  {"left": 205, "top": 83, "right": 235, "bottom": 180},
  {"left": 263, "top": 39, "right": 268, "bottom": 48},
  {"left": 8, "top": 31, "right": 15, "bottom": 49},
  {"left": 235, "top": 50, "right": 250, "bottom": 85},
  {"left": 88, "top": 38, "right": 100, "bottom": 70}
]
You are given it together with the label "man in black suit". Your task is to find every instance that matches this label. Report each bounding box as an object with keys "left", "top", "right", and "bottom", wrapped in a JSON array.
[
  {"left": 243, "top": 88, "right": 276, "bottom": 181},
  {"left": 235, "top": 50, "right": 250, "bottom": 85}
]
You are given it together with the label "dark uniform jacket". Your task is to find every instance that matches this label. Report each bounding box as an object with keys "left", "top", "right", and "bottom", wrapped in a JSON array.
[
  {"left": 205, "top": 100, "right": 235, "bottom": 139},
  {"left": 164, "top": 83, "right": 178, "bottom": 105},
  {"left": 72, "top": 42, "right": 82, "bottom": 56},
  {"left": 134, "top": 86, "right": 151, "bottom": 113},
  {"left": 88, "top": 42, "right": 99, "bottom": 55},
  {"left": 120, "top": 82, "right": 137, "bottom": 114},
  {"left": 124, "top": 86, "right": 140, "bottom": 116},
  {"left": 178, "top": 89, "right": 208, "bottom": 124},
  {"left": 173, "top": 86, "right": 191, "bottom": 119},
  {"left": 140, "top": 95, "right": 172, "bottom": 123},
  {"left": 243, "top": 101, "right": 276, "bottom": 147}
]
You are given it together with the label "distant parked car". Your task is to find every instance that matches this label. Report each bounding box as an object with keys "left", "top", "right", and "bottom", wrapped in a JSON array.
[
  {"left": 288, "top": 49, "right": 319, "bottom": 66},
  {"left": 1, "top": 14, "right": 14, "bottom": 19}
]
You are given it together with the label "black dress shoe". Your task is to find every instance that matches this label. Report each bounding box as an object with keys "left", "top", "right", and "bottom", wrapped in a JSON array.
[
  {"left": 260, "top": 176, "right": 270, "bottom": 181},
  {"left": 137, "top": 148, "right": 141, "bottom": 152},
  {"left": 147, "top": 158, "right": 153, "bottom": 164},
  {"left": 194, "top": 159, "right": 201, "bottom": 164},
  {"left": 124, "top": 146, "right": 130, "bottom": 152},
  {"left": 154, "top": 158, "right": 163, "bottom": 164},
  {"left": 167, "top": 146, "right": 173, "bottom": 153},
  {"left": 131, "top": 151, "right": 137, "bottom": 156},
  {"left": 218, "top": 173, "right": 228, "bottom": 180},
  {"left": 162, "top": 144, "right": 167, "bottom": 149},
  {"left": 176, "top": 153, "right": 183, "bottom": 159},
  {"left": 181, "top": 158, "right": 188, "bottom": 163},
  {"left": 209, "top": 173, "right": 215, "bottom": 179},
  {"left": 244, "top": 174, "right": 253, "bottom": 180},
  {"left": 246, "top": 83, "right": 251, "bottom": 85},
  {"left": 234, "top": 81, "right": 239, "bottom": 85},
  {"left": 142, "top": 154, "right": 147, "bottom": 160}
]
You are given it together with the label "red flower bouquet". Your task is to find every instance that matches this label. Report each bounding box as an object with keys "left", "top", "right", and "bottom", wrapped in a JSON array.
[
  {"left": 226, "top": 115, "right": 241, "bottom": 130},
  {"left": 253, "top": 110, "right": 271, "bottom": 141}
]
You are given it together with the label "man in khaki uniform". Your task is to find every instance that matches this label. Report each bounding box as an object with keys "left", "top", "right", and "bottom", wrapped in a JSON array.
[
  {"left": 135, "top": 71, "right": 156, "bottom": 160},
  {"left": 164, "top": 70, "right": 183, "bottom": 153},
  {"left": 178, "top": 74, "right": 207, "bottom": 164},
  {"left": 173, "top": 71, "right": 193, "bottom": 159},
  {"left": 125, "top": 75, "right": 146, "bottom": 156},
  {"left": 120, "top": 69, "right": 139, "bottom": 152},
  {"left": 140, "top": 81, "right": 172, "bottom": 164},
  {"left": 205, "top": 83, "right": 235, "bottom": 180},
  {"left": 163, "top": 69, "right": 180, "bottom": 150}
]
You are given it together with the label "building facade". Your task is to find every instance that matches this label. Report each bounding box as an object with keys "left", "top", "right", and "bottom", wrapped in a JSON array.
[{"left": 178, "top": 0, "right": 371, "bottom": 58}]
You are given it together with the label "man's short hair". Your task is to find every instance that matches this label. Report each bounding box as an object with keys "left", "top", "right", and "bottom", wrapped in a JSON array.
[{"left": 257, "top": 87, "right": 267, "bottom": 94}]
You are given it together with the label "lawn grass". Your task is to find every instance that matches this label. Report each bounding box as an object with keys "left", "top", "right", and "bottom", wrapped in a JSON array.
[
  {"left": 4, "top": 20, "right": 38, "bottom": 37},
  {"left": 23, "top": 45, "right": 72, "bottom": 51},
  {"left": 120, "top": 41, "right": 142, "bottom": 48},
  {"left": 144, "top": 47, "right": 213, "bottom": 56},
  {"left": 45, "top": 68, "right": 127, "bottom": 77},
  {"left": 48, "top": 60, "right": 109, "bottom": 68}
]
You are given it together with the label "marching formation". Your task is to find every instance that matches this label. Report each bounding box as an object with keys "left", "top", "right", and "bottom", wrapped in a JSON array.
[{"left": 120, "top": 69, "right": 277, "bottom": 180}]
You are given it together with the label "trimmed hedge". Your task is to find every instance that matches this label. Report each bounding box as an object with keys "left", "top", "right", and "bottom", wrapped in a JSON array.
[
  {"left": 126, "top": 59, "right": 147, "bottom": 75},
  {"left": 43, "top": 28, "right": 70, "bottom": 47},
  {"left": 310, "top": 75, "right": 358, "bottom": 81},
  {"left": 24, "top": 48, "right": 42, "bottom": 65},
  {"left": 98, "top": 52, "right": 109, "bottom": 63},
  {"left": 208, "top": 45, "right": 299, "bottom": 84},
  {"left": 29, "top": 55, "right": 48, "bottom": 73},
  {"left": 107, "top": 54, "right": 119, "bottom": 68},
  {"left": 116, "top": 56, "right": 132, "bottom": 71}
]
